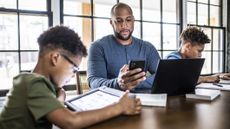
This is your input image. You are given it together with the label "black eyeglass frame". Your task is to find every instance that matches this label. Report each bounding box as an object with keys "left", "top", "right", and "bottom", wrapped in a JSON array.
[{"left": 60, "top": 53, "right": 79, "bottom": 73}]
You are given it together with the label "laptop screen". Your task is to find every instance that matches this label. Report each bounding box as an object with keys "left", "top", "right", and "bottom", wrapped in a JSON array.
[{"left": 151, "top": 59, "right": 204, "bottom": 96}]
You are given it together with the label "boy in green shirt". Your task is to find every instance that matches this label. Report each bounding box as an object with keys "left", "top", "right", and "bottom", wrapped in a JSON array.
[{"left": 0, "top": 26, "right": 141, "bottom": 129}]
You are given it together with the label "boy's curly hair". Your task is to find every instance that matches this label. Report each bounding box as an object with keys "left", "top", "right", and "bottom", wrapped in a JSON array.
[
  {"left": 37, "top": 26, "right": 87, "bottom": 57},
  {"left": 180, "top": 26, "right": 211, "bottom": 45}
]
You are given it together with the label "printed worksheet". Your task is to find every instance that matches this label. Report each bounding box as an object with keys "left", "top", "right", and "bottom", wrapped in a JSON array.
[{"left": 71, "top": 91, "right": 120, "bottom": 111}]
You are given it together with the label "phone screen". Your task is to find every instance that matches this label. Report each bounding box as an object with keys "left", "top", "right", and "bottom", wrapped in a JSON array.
[{"left": 129, "top": 60, "right": 145, "bottom": 71}]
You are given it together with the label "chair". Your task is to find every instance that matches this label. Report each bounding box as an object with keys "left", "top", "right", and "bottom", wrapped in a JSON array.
[{"left": 75, "top": 71, "right": 89, "bottom": 94}]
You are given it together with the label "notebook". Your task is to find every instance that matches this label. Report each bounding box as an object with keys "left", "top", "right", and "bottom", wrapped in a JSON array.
[
  {"left": 186, "top": 89, "right": 220, "bottom": 101},
  {"left": 196, "top": 82, "right": 230, "bottom": 91},
  {"left": 151, "top": 59, "right": 204, "bottom": 96}
]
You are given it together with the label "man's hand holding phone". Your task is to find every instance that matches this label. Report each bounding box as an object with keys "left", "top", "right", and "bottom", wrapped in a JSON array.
[{"left": 117, "top": 60, "right": 146, "bottom": 90}]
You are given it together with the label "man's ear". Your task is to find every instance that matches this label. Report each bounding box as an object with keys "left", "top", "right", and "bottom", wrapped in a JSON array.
[{"left": 110, "top": 19, "right": 113, "bottom": 25}]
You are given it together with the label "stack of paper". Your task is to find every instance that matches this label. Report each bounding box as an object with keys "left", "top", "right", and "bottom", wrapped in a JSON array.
[
  {"left": 135, "top": 93, "right": 167, "bottom": 107},
  {"left": 186, "top": 89, "right": 220, "bottom": 101}
]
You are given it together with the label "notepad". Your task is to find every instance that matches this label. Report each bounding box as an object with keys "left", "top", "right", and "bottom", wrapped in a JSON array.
[
  {"left": 135, "top": 93, "right": 167, "bottom": 107},
  {"left": 196, "top": 83, "right": 230, "bottom": 91},
  {"left": 186, "top": 89, "right": 220, "bottom": 101}
]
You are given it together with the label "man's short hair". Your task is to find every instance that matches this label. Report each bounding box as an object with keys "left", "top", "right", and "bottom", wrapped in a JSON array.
[
  {"left": 110, "top": 2, "right": 133, "bottom": 17},
  {"left": 180, "top": 26, "right": 211, "bottom": 45},
  {"left": 37, "top": 25, "right": 87, "bottom": 57}
]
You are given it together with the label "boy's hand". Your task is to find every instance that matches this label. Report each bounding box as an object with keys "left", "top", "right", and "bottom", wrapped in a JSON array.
[{"left": 118, "top": 91, "right": 141, "bottom": 115}]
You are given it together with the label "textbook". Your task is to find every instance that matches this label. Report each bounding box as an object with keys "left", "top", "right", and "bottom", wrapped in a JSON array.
[
  {"left": 186, "top": 89, "right": 220, "bottom": 101},
  {"left": 135, "top": 93, "right": 167, "bottom": 107}
]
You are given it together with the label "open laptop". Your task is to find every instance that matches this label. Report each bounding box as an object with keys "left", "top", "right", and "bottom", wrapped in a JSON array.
[{"left": 151, "top": 58, "right": 205, "bottom": 96}]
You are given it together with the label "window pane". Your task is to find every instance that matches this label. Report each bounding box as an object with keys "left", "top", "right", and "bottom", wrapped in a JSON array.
[
  {"left": 119, "top": 0, "right": 140, "bottom": 20},
  {"left": 133, "top": 21, "right": 141, "bottom": 39},
  {"left": 0, "top": 52, "right": 19, "bottom": 90},
  {"left": 20, "top": 52, "right": 38, "bottom": 71},
  {"left": 64, "top": 0, "right": 91, "bottom": 15},
  {"left": 213, "top": 29, "right": 223, "bottom": 50},
  {"left": 163, "top": 0, "right": 178, "bottom": 23},
  {"left": 198, "top": 0, "right": 208, "bottom": 3},
  {"left": 187, "top": 2, "right": 196, "bottom": 24},
  {"left": 0, "top": 14, "right": 18, "bottom": 50},
  {"left": 210, "top": 6, "right": 220, "bottom": 26},
  {"left": 210, "top": 0, "right": 220, "bottom": 5},
  {"left": 20, "top": 15, "right": 48, "bottom": 50},
  {"left": 0, "top": 0, "right": 16, "bottom": 9},
  {"left": 142, "top": 22, "right": 161, "bottom": 50},
  {"left": 163, "top": 24, "right": 179, "bottom": 50},
  {"left": 198, "top": 4, "right": 208, "bottom": 25},
  {"left": 94, "top": 18, "right": 113, "bottom": 40},
  {"left": 142, "top": 0, "right": 160, "bottom": 22},
  {"left": 201, "top": 51, "right": 211, "bottom": 74},
  {"left": 64, "top": 16, "right": 92, "bottom": 71},
  {"left": 19, "top": 0, "right": 47, "bottom": 11},
  {"left": 203, "top": 28, "right": 211, "bottom": 50},
  {"left": 213, "top": 51, "right": 223, "bottom": 73},
  {"left": 94, "top": 0, "right": 116, "bottom": 18},
  {"left": 64, "top": 16, "right": 92, "bottom": 48}
]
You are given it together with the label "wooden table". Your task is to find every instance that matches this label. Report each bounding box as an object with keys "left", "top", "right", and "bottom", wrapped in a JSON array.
[{"left": 87, "top": 91, "right": 230, "bottom": 129}]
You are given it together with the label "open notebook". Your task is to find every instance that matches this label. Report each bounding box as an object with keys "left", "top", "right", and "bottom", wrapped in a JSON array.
[{"left": 196, "top": 79, "right": 230, "bottom": 91}]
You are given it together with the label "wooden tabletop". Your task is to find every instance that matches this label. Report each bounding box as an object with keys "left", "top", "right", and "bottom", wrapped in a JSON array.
[{"left": 87, "top": 91, "right": 230, "bottom": 129}]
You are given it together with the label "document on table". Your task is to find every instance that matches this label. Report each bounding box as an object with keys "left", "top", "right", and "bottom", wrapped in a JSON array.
[
  {"left": 135, "top": 93, "right": 167, "bottom": 107},
  {"left": 196, "top": 82, "right": 230, "bottom": 91},
  {"left": 71, "top": 91, "right": 120, "bottom": 111}
]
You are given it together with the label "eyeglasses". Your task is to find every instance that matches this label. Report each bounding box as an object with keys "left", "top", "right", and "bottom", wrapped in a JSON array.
[
  {"left": 113, "top": 16, "right": 134, "bottom": 25},
  {"left": 60, "top": 53, "right": 79, "bottom": 73}
]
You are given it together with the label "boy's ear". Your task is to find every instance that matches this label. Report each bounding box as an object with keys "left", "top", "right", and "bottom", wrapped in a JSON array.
[
  {"left": 50, "top": 52, "right": 60, "bottom": 66},
  {"left": 184, "top": 42, "right": 192, "bottom": 51}
]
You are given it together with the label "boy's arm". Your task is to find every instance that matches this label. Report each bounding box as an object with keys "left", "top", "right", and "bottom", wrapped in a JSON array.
[{"left": 47, "top": 92, "right": 141, "bottom": 129}]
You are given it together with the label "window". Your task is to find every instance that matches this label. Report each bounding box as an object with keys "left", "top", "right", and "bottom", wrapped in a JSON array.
[
  {"left": 62, "top": 0, "right": 181, "bottom": 69},
  {"left": 62, "top": 0, "right": 116, "bottom": 71},
  {"left": 187, "top": 0, "right": 224, "bottom": 74},
  {"left": 0, "top": 0, "right": 227, "bottom": 91},
  {"left": 0, "top": 0, "right": 51, "bottom": 90}
]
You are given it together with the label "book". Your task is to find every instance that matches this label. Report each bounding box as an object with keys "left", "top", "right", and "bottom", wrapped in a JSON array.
[
  {"left": 135, "top": 93, "right": 167, "bottom": 107},
  {"left": 196, "top": 82, "right": 230, "bottom": 91},
  {"left": 186, "top": 89, "right": 220, "bottom": 101}
]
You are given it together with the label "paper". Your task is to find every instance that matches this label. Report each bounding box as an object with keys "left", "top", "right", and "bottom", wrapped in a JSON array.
[
  {"left": 135, "top": 93, "right": 167, "bottom": 107},
  {"left": 71, "top": 91, "right": 120, "bottom": 111},
  {"left": 196, "top": 82, "right": 230, "bottom": 91},
  {"left": 186, "top": 89, "right": 220, "bottom": 101}
]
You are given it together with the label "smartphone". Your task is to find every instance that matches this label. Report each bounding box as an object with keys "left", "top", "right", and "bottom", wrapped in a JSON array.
[{"left": 128, "top": 60, "right": 145, "bottom": 71}]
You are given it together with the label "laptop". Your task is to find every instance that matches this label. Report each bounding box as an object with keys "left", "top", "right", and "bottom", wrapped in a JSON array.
[{"left": 151, "top": 58, "right": 205, "bottom": 96}]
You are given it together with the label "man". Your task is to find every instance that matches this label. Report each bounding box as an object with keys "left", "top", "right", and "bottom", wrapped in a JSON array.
[
  {"left": 87, "top": 3, "right": 160, "bottom": 92},
  {"left": 0, "top": 26, "right": 141, "bottom": 129},
  {"left": 165, "top": 26, "right": 220, "bottom": 84}
]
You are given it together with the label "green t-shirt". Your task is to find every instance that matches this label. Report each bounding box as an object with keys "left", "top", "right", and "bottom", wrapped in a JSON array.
[{"left": 0, "top": 73, "right": 65, "bottom": 129}]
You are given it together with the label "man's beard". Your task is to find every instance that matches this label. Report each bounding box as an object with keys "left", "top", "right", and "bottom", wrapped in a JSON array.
[{"left": 114, "top": 30, "right": 133, "bottom": 41}]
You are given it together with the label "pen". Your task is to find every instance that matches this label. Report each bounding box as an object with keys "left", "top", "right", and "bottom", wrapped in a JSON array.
[{"left": 213, "top": 83, "right": 223, "bottom": 87}]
